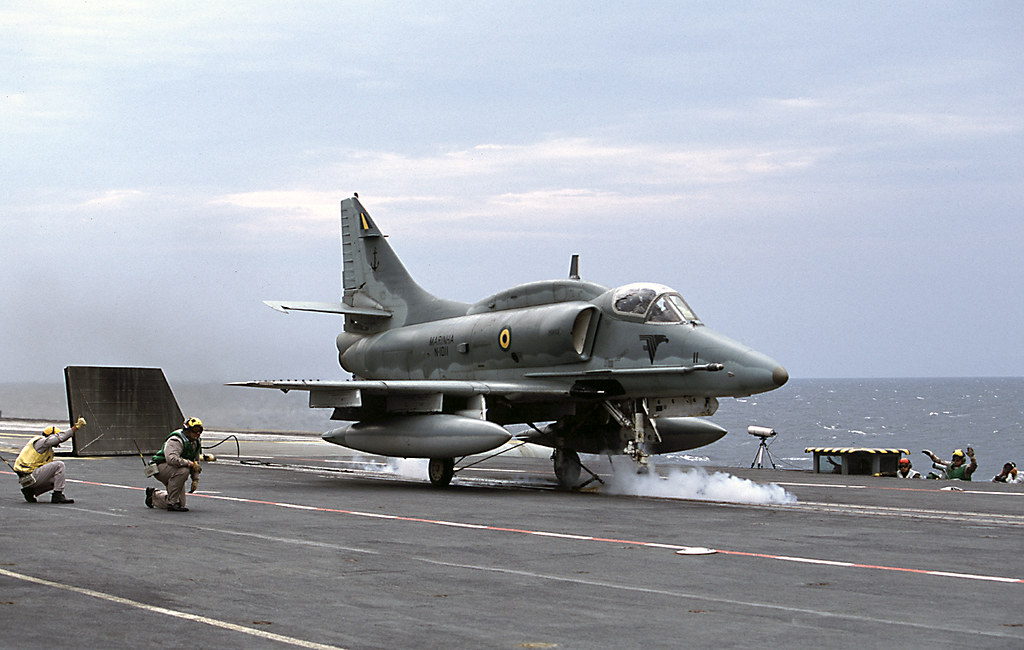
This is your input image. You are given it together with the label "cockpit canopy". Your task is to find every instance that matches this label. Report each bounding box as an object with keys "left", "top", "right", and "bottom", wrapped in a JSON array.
[{"left": 610, "top": 283, "right": 701, "bottom": 324}]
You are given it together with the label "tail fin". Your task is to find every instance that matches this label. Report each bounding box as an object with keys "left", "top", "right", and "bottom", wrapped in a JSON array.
[{"left": 341, "top": 196, "right": 468, "bottom": 333}]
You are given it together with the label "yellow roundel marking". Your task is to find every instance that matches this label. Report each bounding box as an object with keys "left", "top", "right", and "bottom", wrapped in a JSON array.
[{"left": 498, "top": 327, "right": 512, "bottom": 350}]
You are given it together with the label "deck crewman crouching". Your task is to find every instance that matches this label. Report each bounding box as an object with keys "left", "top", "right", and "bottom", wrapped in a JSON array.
[
  {"left": 15, "top": 417, "right": 85, "bottom": 504},
  {"left": 146, "top": 417, "right": 205, "bottom": 512}
]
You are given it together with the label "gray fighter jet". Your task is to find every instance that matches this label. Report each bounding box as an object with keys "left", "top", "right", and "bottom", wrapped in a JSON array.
[{"left": 233, "top": 196, "right": 788, "bottom": 488}]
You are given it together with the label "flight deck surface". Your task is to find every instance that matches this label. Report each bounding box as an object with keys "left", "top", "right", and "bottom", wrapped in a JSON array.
[{"left": 1, "top": 419, "right": 1022, "bottom": 649}]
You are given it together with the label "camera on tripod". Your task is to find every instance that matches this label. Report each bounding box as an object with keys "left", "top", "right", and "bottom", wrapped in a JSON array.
[{"left": 748, "top": 426, "right": 778, "bottom": 468}]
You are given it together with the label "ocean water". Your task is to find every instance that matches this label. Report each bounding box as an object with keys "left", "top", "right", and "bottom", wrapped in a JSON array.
[
  {"left": 694, "top": 377, "right": 1024, "bottom": 475},
  {"left": 4, "top": 378, "right": 1022, "bottom": 477}
]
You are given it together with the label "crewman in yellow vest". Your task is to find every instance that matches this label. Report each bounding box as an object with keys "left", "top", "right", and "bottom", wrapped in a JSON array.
[{"left": 14, "top": 417, "right": 86, "bottom": 503}]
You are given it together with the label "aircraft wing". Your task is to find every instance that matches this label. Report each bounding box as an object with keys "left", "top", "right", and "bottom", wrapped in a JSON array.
[
  {"left": 523, "top": 363, "right": 724, "bottom": 378},
  {"left": 230, "top": 363, "right": 721, "bottom": 403},
  {"left": 227, "top": 378, "right": 572, "bottom": 401}
]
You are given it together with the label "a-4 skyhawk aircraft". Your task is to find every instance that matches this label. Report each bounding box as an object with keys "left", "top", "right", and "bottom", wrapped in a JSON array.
[{"left": 233, "top": 195, "right": 788, "bottom": 488}]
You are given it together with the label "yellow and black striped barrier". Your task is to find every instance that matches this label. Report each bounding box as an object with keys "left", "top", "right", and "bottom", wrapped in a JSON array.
[{"left": 805, "top": 447, "right": 910, "bottom": 475}]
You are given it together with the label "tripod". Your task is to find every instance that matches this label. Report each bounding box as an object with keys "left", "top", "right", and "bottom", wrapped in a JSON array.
[{"left": 750, "top": 436, "right": 777, "bottom": 469}]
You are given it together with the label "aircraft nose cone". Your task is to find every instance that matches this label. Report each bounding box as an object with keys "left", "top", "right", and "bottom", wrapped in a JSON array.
[{"left": 773, "top": 366, "right": 789, "bottom": 387}]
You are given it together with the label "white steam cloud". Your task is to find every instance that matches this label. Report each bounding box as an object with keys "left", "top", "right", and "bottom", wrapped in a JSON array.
[
  {"left": 350, "top": 456, "right": 795, "bottom": 505},
  {"left": 348, "top": 457, "right": 429, "bottom": 480},
  {"left": 381, "top": 457, "right": 429, "bottom": 479},
  {"left": 603, "top": 461, "right": 796, "bottom": 505}
]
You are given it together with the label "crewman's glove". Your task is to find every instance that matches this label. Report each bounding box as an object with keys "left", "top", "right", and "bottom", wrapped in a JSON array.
[
  {"left": 189, "top": 479, "right": 199, "bottom": 493},
  {"left": 74, "top": 417, "right": 86, "bottom": 429},
  {"left": 191, "top": 462, "right": 202, "bottom": 474},
  {"left": 921, "top": 449, "right": 934, "bottom": 458},
  {"left": 966, "top": 447, "right": 975, "bottom": 458}
]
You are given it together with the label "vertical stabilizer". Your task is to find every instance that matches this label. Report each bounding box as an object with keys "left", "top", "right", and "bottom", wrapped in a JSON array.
[{"left": 341, "top": 196, "right": 468, "bottom": 333}]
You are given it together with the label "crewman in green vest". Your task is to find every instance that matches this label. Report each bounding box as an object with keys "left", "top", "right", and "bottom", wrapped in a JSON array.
[
  {"left": 923, "top": 447, "right": 977, "bottom": 480},
  {"left": 14, "top": 417, "right": 86, "bottom": 503},
  {"left": 145, "top": 417, "right": 204, "bottom": 512}
]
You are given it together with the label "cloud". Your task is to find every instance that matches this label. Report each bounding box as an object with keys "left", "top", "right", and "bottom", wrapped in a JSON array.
[
  {"left": 757, "top": 80, "right": 1022, "bottom": 141},
  {"left": 770, "top": 97, "right": 827, "bottom": 110},
  {"left": 2, "top": 3, "right": 285, "bottom": 70},
  {"left": 77, "top": 189, "right": 147, "bottom": 209},
  {"left": 212, "top": 190, "right": 338, "bottom": 220},
  {"left": 838, "top": 110, "right": 1020, "bottom": 137},
  {"left": 319, "top": 138, "right": 829, "bottom": 188},
  {"left": 205, "top": 137, "right": 832, "bottom": 242}
]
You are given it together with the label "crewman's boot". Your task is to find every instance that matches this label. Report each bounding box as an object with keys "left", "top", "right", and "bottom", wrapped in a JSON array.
[
  {"left": 145, "top": 487, "right": 155, "bottom": 508},
  {"left": 166, "top": 502, "right": 189, "bottom": 512},
  {"left": 50, "top": 491, "right": 75, "bottom": 504},
  {"left": 22, "top": 487, "right": 37, "bottom": 503}
]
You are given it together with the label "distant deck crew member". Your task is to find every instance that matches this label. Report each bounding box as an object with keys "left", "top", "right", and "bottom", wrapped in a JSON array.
[
  {"left": 874, "top": 457, "right": 921, "bottom": 479},
  {"left": 923, "top": 447, "right": 977, "bottom": 480},
  {"left": 992, "top": 462, "right": 1022, "bottom": 484},
  {"left": 146, "top": 417, "right": 204, "bottom": 512},
  {"left": 895, "top": 457, "right": 921, "bottom": 478},
  {"left": 15, "top": 417, "right": 85, "bottom": 503}
]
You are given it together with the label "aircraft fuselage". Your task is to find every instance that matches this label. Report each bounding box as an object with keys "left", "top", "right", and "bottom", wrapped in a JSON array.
[{"left": 339, "top": 279, "right": 787, "bottom": 408}]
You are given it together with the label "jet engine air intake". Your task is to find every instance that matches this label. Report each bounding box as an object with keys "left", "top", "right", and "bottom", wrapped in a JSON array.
[
  {"left": 469, "top": 303, "right": 600, "bottom": 368},
  {"left": 572, "top": 308, "right": 593, "bottom": 355}
]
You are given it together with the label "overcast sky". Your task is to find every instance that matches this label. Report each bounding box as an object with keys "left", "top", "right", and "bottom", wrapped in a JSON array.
[{"left": 2, "top": 1, "right": 1022, "bottom": 385}]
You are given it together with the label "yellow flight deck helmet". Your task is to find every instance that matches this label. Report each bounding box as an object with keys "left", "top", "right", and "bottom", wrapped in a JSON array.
[
  {"left": 42, "top": 425, "right": 67, "bottom": 446},
  {"left": 183, "top": 417, "right": 204, "bottom": 433},
  {"left": 952, "top": 449, "right": 965, "bottom": 459}
]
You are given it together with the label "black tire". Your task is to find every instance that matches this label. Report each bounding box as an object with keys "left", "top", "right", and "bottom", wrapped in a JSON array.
[
  {"left": 553, "top": 448, "right": 582, "bottom": 489},
  {"left": 428, "top": 457, "right": 455, "bottom": 488}
]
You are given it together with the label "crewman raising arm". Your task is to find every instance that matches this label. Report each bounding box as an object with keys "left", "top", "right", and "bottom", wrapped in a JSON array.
[
  {"left": 923, "top": 447, "right": 977, "bottom": 480},
  {"left": 15, "top": 417, "right": 86, "bottom": 503}
]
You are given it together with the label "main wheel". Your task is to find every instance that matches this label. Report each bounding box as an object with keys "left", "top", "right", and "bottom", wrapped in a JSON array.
[
  {"left": 553, "top": 448, "right": 582, "bottom": 489},
  {"left": 428, "top": 457, "right": 455, "bottom": 488}
]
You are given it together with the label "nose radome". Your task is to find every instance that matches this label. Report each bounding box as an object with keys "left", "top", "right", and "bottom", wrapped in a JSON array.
[{"left": 773, "top": 366, "right": 789, "bottom": 387}]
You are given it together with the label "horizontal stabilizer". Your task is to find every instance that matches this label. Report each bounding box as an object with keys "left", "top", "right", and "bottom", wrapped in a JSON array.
[{"left": 262, "top": 301, "right": 392, "bottom": 318}]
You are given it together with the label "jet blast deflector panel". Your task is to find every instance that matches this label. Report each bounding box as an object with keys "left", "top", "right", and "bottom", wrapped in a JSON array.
[{"left": 64, "top": 366, "right": 184, "bottom": 456}]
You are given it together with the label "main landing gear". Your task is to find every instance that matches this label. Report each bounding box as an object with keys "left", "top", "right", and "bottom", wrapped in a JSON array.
[
  {"left": 553, "top": 448, "right": 582, "bottom": 489},
  {"left": 426, "top": 446, "right": 605, "bottom": 491},
  {"left": 428, "top": 457, "right": 455, "bottom": 488},
  {"left": 552, "top": 447, "right": 604, "bottom": 490}
]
